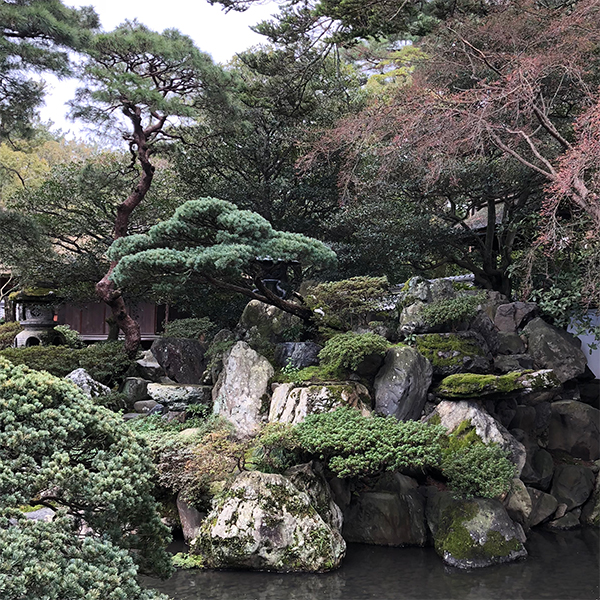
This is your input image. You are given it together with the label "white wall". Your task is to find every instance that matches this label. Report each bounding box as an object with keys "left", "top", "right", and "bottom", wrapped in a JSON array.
[{"left": 568, "top": 310, "right": 600, "bottom": 378}]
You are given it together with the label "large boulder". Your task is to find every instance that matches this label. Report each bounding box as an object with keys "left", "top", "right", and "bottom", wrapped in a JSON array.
[
  {"left": 147, "top": 383, "right": 212, "bottom": 412},
  {"left": 150, "top": 337, "right": 209, "bottom": 384},
  {"left": 269, "top": 382, "right": 371, "bottom": 425},
  {"left": 342, "top": 473, "right": 426, "bottom": 547},
  {"left": 120, "top": 377, "right": 149, "bottom": 405},
  {"left": 374, "top": 345, "right": 433, "bottom": 421},
  {"left": 177, "top": 493, "right": 206, "bottom": 544},
  {"left": 191, "top": 471, "right": 346, "bottom": 572},
  {"left": 436, "top": 370, "right": 560, "bottom": 399},
  {"left": 503, "top": 478, "right": 532, "bottom": 527},
  {"left": 547, "top": 400, "right": 600, "bottom": 461},
  {"left": 426, "top": 492, "right": 527, "bottom": 569},
  {"left": 127, "top": 349, "right": 165, "bottom": 382},
  {"left": 494, "top": 302, "right": 538, "bottom": 333},
  {"left": 526, "top": 487, "right": 558, "bottom": 528},
  {"left": 522, "top": 318, "right": 587, "bottom": 383},
  {"left": 468, "top": 311, "right": 501, "bottom": 356},
  {"left": 414, "top": 332, "right": 491, "bottom": 377},
  {"left": 581, "top": 469, "right": 600, "bottom": 527},
  {"left": 238, "top": 300, "right": 302, "bottom": 345},
  {"left": 65, "top": 368, "right": 111, "bottom": 398},
  {"left": 274, "top": 342, "right": 321, "bottom": 369},
  {"left": 212, "top": 341, "right": 274, "bottom": 437},
  {"left": 284, "top": 462, "right": 343, "bottom": 532},
  {"left": 550, "top": 464, "right": 595, "bottom": 511},
  {"left": 430, "top": 400, "right": 527, "bottom": 477}
]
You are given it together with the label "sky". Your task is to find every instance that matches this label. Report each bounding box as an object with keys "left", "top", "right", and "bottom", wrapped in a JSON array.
[{"left": 39, "top": 0, "right": 277, "bottom": 137}]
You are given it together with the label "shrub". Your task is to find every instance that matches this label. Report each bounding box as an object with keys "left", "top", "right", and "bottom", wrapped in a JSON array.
[
  {"left": 0, "top": 358, "right": 172, "bottom": 580},
  {"left": 0, "top": 321, "right": 21, "bottom": 350},
  {"left": 318, "top": 332, "right": 391, "bottom": 372},
  {"left": 420, "top": 292, "right": 485, "bottom": 329},
  {"left": 305, "top": 276, "right": 391, "bottom": 330},
  {"left": 54, "top": 324, "right": 84, "bottom": 348},
  {"left": 0, "top": 341, "right": 135, "bottom": 387},
  {"left": 441, "top": 421, "right": 515, "bottom": 498},
  {"left": 162, "top": 317, "right": 216, "bottom": 341},
  {"left": 293, "top": 406, "right": 445, "bottom": 478}
]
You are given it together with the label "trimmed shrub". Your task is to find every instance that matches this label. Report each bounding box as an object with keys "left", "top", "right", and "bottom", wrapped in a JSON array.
[
  {"left": 0, "top": 321, "right": 21, "bottom": 350},
  {"left": 161, "top": 317, "right": 216, "bottom": 341},
  {"left": 318, "top": 332, "right": 390, "bottom": 372},
  {"left": 0, "top": 358, "right": 172, "bottom": 579},
  {"left": 420, "top": 292, "right": 485, "bottom": 329}
]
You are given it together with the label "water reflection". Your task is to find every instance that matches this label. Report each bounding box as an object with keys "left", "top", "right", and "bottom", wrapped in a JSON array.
[{"left": 143, "top": 528, "right": 599, "bottom": 600}]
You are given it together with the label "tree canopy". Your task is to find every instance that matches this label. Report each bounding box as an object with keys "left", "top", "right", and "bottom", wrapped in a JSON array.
[{"left": 109, "top": 197, "right": 337, "bottom": 322}]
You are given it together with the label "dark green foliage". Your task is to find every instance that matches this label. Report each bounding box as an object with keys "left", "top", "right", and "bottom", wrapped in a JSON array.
[
  {"left": 162, "top": 317, "right": 216, "bottom": 341},
  {"left": 0, "top": 358, "right": 172, "bottom": 580},
  {"left": 318, "top": 332, "right": 390, "bottom": 371},
  {"left": 109, "top": 197, "right": 337, "bottom": 323},
  {"left": 293, "top": 406, "right": 445, "bottom": 478},
  {"left": 0, "top": 341, "right": 134, "bottom": 387},
  {"left": 441, "top": 421, "right": 515, "bottom": 498},
  {"left": 0, "top": 1, "right": 99, "bottom": 140},
  {"left": 0, "top": 515, "right": 167, "bottom": 600},
  {"left": 305, "top": 276, "right": 390, "bottom": 330},
  {"left": 0, "top": 321, "right": 21, "bottom": 350},
  {"left": 420, "top": 293, "right": 485, "bottom": 329}
]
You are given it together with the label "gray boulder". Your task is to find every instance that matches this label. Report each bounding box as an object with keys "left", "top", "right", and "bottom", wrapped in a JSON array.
[
  {"left": 547, "top": 400, "right": 600, "bottom": 461},
  {"left": 133, "top": 399, "right": 158, "bottom": 414},
  {"left": 65, "top": 368, "right": 111, "bottom": 398},
  {"left": 120, "top": 377, "right": 149, "bottom": 404},
  {"left": 503, "top": 478, "right": 532, "bottom": 527},
  {"left": 581, "top": 469, "right": 600, "bottom": 527},
  {"left": 521, "top": 448, "right": 554, "bottom": 491},
  {"left": 494, "top": 302, "right": 538, "bottom": 333},
  {"left": 522, "top": 318, "right": 587, "bottom": 383},
  {"left": 494, "top": 354, "right": 535, "bottom": 373},
  {"left": 426, "top": 491, "right": 527, "bottom": 569},
  {"left": 527, "top": 487, "right": 558, "bottom": 528},
  {"left": 343, "top": 473, "right": 426, "bottom": 547},
  {"left": 430, "top": 400, "right": 526, "bottom": 477},
  {"left": 151, "top": 337, "right": 209, "bottom": 384},
  {"left": 147, "top": 383, "right": 212, "bottom": 412},
  {"left": 414, "top": 332, "right": 491, "bottom": 377},
  {"left": 550, "top": 464, "right": 595, "bottom": 511},
  {"left": 274, "top": 342, "right": 321, "bottom": 369},
  {"left": 191, "top": 471, "right": 346, "bottom": 572},
  {"left": 177, "top": 493, "right": 206, "bottom": 544},
  {"left": 497, "top": 331, "right": 527, "bottom": 355},
  {"left": 285, "top": 462, "right": 343, "bottom": 532},
  {"left": 239, "top": 300, "right": 303, "bottom": 344},
  {"left": 468, "top": 311, "right": 500, "bottom": 356},
  {"left": 213, "top": 341, "right": 274, "bottom": 437},
  {"left": 269, "top": 382, "right": 371, "bottom": 425},
  {"left": 374, "top": 345, "right": 433, "bottom": 421},
  {"left": 127, "top": 349, "right": 165, "bottom": 382}
]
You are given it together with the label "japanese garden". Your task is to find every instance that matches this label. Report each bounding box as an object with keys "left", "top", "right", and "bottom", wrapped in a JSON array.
[{"left": 0, "top": 1, "right": 598, "bottom": 599}]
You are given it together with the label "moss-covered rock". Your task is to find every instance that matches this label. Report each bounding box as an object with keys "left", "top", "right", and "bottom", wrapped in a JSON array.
[
  {"left": 414, "top": 332, "right": 491, "bottom": 377},
  {"left": 191, "top": 471, "right": 346, "bottom": 572},
  {"left": 436, "top": 370, "right": 560, "bottom": 399},
  {"left": 427, "top": 491, "right": 527, "bottom": 569}
]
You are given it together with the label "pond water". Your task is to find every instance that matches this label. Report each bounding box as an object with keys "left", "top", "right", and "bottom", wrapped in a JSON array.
[{"left": 143, "top": 528, "right": 599, "bottom": 600}]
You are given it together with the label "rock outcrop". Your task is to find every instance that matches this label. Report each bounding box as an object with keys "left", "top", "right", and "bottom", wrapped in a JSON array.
[
  {"left": 374, "top": 345, "right": 433, "bottom": 421},
  {"left": 212, "top": 341, "right": 274, "bottom": 437},
  {"left": 191, "top": 471, "right": 346, "bottom": 572}
]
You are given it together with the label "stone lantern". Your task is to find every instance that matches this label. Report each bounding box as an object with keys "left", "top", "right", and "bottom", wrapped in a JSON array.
[{"left": 13, "top": 290, "right": 62, "bottom": 347}]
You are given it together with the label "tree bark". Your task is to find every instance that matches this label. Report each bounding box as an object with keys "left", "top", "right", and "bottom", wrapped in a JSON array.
[{"left": 95, "top": 105, "right": 162, "bottom": 356}]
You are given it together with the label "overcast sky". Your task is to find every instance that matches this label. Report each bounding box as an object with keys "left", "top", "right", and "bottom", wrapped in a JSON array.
[{"left": 40, "top": 0, "right": 277, "bottom": 137}]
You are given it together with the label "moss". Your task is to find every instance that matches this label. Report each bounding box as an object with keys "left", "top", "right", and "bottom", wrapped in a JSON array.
[
  {"left": 437, "top": 371, "right": 534, "bottom": 398},
  {"left": 172, "top": 552, "right": 205, "bottom": 569},
  {"left": 436, "top": 501, "right": 521, "bottom": 560},
  {"left": 415, "top": 333, "right": 484, "bottom": 369},
  {"left": 272, "top": 364, "right": 345, "bottom": 384}
]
